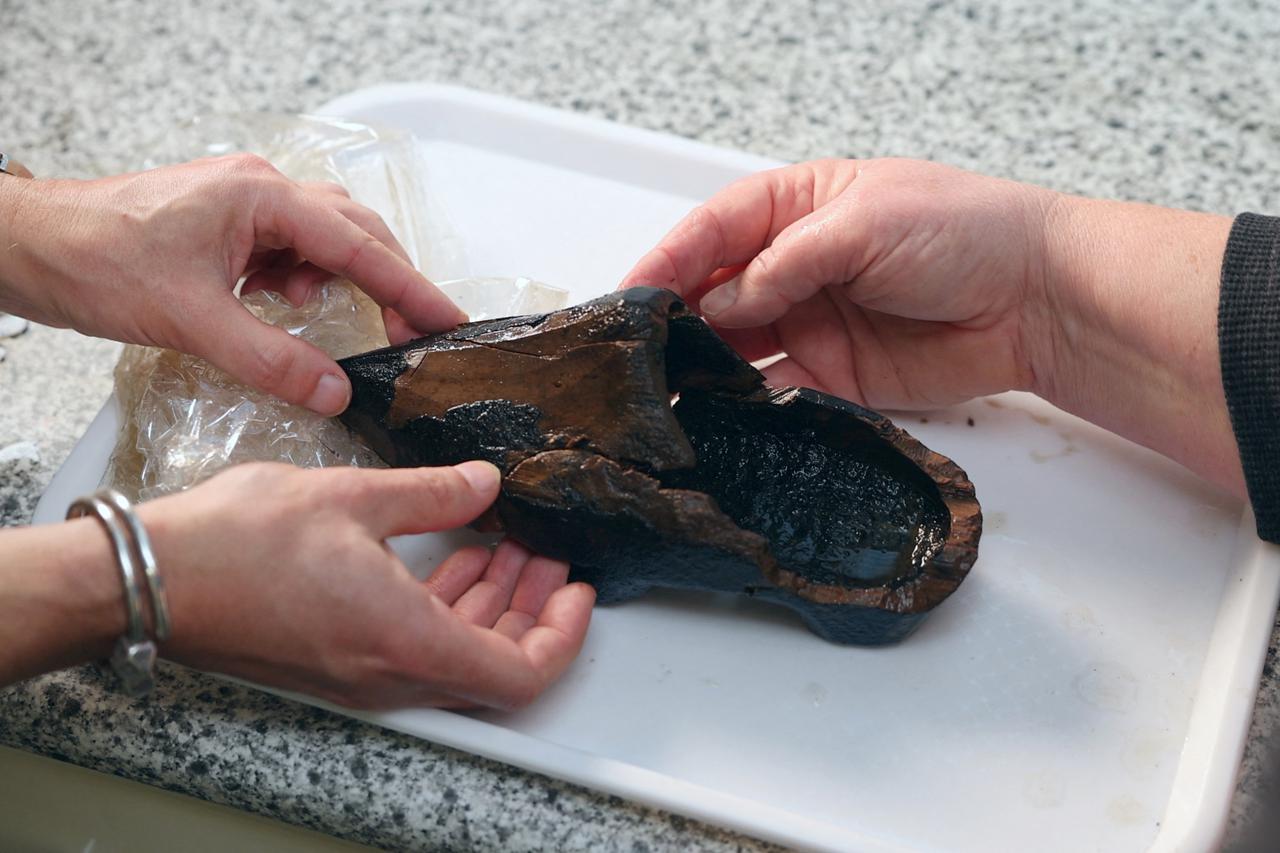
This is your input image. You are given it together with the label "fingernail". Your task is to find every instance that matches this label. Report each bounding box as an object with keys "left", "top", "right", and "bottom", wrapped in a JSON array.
[
  {"left": 455, "top": 460, "right": 501, "bottom": 492},
  {"left": 306, "top": 373, "right": 351, "bottom": 416},
  {"left": 700, "top": 279, "right": 739, "bottom": 317}
]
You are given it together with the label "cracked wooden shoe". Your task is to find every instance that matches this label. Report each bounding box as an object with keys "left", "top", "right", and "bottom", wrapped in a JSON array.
[{"left": 338, "top": 287, "right": 981, "bottom": 645}]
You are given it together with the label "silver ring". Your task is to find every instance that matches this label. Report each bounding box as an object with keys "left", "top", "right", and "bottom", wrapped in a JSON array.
[{"left": 0, "top": 152, "right": 9, "bottom": 174}]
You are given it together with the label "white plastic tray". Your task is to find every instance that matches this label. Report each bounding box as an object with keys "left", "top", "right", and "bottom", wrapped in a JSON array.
[{"left": 34, "top": 84, "right": 1280, "bottom": 853}]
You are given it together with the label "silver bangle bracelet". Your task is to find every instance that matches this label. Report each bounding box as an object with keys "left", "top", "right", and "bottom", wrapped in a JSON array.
[
  {"left": 67, "top": 489, "right": 168, "bottom": 696},
  {"left": 99, "top": 490, "right": 170, "bottom": 642}
]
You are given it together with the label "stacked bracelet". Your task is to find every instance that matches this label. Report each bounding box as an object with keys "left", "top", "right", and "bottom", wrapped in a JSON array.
[{"left": 66, "top": 489, "right": 171, "bottom": 697}]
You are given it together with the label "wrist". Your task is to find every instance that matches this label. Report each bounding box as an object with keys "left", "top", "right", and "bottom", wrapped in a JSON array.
[
  {"left": 0, "top": 176, "right": 48, "bottom": 318},
  {"left": 1026, "top": 192, "right": 1242, "bottom": 492},
  {"left": 1015, "top": 187, "right": 1074, "bottom": 398},
  {"left": 59, "top": 517, "right": 131, "bottom": 649},
  {"left": 0, "top": 520, "right": 125, "bottom": 685},
  {"left": 0, "top": 177, "right": 88, "bottom": 328},
  {"left": 1021, "top": 191, "right": 1096, "bottom": 406},
  {"left": 135, "top": 498, "right": 202, "bottom": 659},
  {"left": 0, "top": 176, "right": 27, "bottom": 291}
]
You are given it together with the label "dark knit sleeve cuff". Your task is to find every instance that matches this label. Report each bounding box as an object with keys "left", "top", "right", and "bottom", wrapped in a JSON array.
[{"left": 1219, "top": 212, "right": 1280, "bottom": 543}]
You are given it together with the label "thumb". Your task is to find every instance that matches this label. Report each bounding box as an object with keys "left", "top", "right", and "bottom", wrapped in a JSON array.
[
  {"left": 349, "top": 461, "right": 503, "bottom": 538},
  {"left": 698, "top": 203, "right": 866, "bottom": 329},
  {"left": 187, "top": 295, "right": 351, "bottom": 415}
]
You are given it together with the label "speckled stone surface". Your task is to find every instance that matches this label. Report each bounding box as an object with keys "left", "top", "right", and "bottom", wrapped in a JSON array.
[
  {"left": 0, "top": 664, "right": 780, "bottom": 852},
  {"left": 1, "top": 0, "right": 1278, "bottom": 850}
]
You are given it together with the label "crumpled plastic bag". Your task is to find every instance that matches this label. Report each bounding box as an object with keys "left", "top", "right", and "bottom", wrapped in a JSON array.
[
  {"left": 105, "top": 114, "right": 568, "bottom": 500},
  {"left": 107, "top": 284, "right": 390, "bottom": 501},
  {"left": 438, "top": 276, "right": 570, "bottom": 321}
]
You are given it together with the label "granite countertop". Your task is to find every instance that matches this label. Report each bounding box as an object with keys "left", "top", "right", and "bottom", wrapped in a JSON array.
[{"left": 2, "top": 0, "right": 1278, "bottom": 849}]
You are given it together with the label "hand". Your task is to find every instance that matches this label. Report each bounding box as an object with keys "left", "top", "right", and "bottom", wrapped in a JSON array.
[
  {"left": 134, "top": 461, "right": 595, "bottom": 710},
  {"left": 622, "top": 158, "right": 1242, "bottom": 494},
  {"left": 0, "top": 154, "right": 467, "bottom": 415},
  {"left": 623, "top": 158, "right": 1057, "bottom": 408}
]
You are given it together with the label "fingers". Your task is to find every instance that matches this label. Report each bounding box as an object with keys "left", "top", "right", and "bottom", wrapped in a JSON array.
[
  {"left": 620, "top": 169, "right": 792, "bottom": 297},
  {"left": 428, "top": 542, "right": 573, "bottom": 640},
  {"left": 282, "top": 265, "right": 334, "bottom": 306},
  {"left": 508, "top": 581, "right": 596, "bottom": 696},
  {"left": 241, "top": 183, "right": 409, "bottom": 311},
  {"left": 492, "top": 556, "right": 572, "bottom": 641},
  {"left": 346, "top": 461, "right": 502, "bottom": 537},
  {"left": 425, "top": 580, "right": 596, "bottom": 710},
  {"left": 185, "top": 295, "right": 353, "bottom": 415},
  {"left": 423, "top": 546, "right": 494, "bottom": 604},
  {"left": 382, "top": 306, "right": 421, "bottom": 345},
  {"left": 243, "top": 247, "right": 302, "bottom": 278},
  {"left": 301, "top": 180, "right": 350, "bottom": 198},
  {"left": 328, "top": 195, "right": 413, "bottom": 265},
  {"left": 449, "top": 541, "right": 534, "bottom": 627},
  {"left": 241, "top": 262, "right": 334, "bottom": 306},
  {"left": 620, "top": 160, "right": 868, "bottom": 330},
  {"left": 255, "top": 182, "right": 467, "bottom": 334},
  {"left": 700, "top": 195, "right": 871, "bottom": 328},
  {"left": 713, "top": 324, "right": 782, "bottom": 364},
  {"left": 300, "top": 181, "right": 413, "bottom": 266},
  {"left": 619, "top": 161, "right": 848, "bottom": 296},
  {"left": 406, "top": 540, "right": 590, "bottom": 710},
  {"left": 760, "top": 355, "right": 832, "bottom": 395}
]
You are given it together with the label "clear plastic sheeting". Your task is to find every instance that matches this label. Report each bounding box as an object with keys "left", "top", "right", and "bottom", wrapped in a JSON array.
[
  {"left": 107, "top": 285, "right": 390, "bottom": 501},
  {"left": 105, "top": 112, "right": 570, "bottom": 499},
  {"left": 436, "top": 277, "right": 569, "bottom": 321}
]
